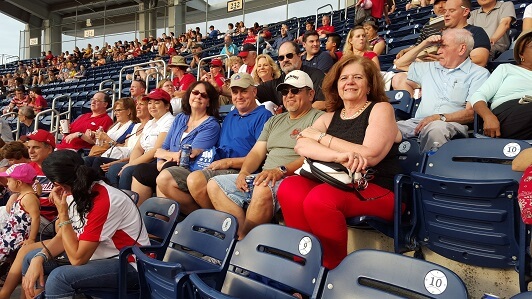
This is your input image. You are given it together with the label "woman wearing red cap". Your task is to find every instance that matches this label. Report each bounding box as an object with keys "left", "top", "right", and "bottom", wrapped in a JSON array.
[
  {"left": 201, "top": 59, "right": 226, "bottom": 92},
  {"left": 107, "top": 88, "right": 175, "bottom": 191},
  {"left": 131, "top": 81, "right": 221, "bottom": 207}
]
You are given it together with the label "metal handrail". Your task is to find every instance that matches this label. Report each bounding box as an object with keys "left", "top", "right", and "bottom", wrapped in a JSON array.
[
  {"left": 98, "top": 79, "right": 115, "bottom": 92},
  {"left": 197, "top": 54, "right": 230, "bottom": 81},
  {"left": 345, "top": 0, "right": 350, "bottom": 20},
  {"left": 256, "top": 29, "right": 263, "bottom": 53},
  {"left": 118, "top": 60, "right": 167, "bottom": 99},
  {"left": 34, "top": 108, "right": 60, "bottom": 141},
  {"left": 49, "top": 94, "right": 72, "bottom": 141},
  {"left": 316, "top": 4, "right": 334, "bottom": 27},
  {"left": 98, "top": 87, "right": 117, "bottom": 118}
]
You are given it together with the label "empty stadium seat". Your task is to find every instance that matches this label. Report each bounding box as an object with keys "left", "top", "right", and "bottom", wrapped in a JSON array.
[
  {"left": 395, "top": 138, "right": 532, "bottom": 292},
  {"left": 189, "top": 224, "right": 324, "bottom": 299},
  {"left": 315, "top": 249, "right": 468, "bottom": 299}
]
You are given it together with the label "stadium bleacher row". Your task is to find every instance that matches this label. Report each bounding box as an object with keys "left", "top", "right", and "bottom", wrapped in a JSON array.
[{"left": 0, "top": 0, "right": 531, "bottom": 297}]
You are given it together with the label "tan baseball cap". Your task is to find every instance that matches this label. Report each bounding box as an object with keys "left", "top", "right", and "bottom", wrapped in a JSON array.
[{"left": 229, "top": 73, "right": 256, "bottom": 89}]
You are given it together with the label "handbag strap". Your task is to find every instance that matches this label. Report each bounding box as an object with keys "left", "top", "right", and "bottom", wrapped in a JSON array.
[
  {"left": 116, "top": 122, "right": 136, "bottom": 144},
  {"left": 307, "top": 158, "right": 369, "bottom": 201}
]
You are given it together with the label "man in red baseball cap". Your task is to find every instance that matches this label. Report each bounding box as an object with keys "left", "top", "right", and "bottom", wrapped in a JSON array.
[{"left": 25, "top": 129, "right": 58, "bottom": 222}]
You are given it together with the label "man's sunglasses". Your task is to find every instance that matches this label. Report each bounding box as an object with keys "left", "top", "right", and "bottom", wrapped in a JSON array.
[
  {"left": 280, "top": 87, "right": 309, "bottom": 96},
  {"left": 278, "top": 53, "right": 296, "bottom": 61},
  {"left": 191, "top": 90, "right": 208, "bottom": 98}
]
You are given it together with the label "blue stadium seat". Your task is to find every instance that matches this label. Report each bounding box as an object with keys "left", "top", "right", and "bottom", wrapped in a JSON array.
[
  {"left": 394, "top": 138, "right": 532, "bottom": 292},
  {"left": 82, "top": 197, "right": 180, "bottom": 299},
  {"left": 314, "top": 249, "right": 468, "bottom": 299},
  {"left": 132, "top": 209, "right": 238, "bottom": 299},
  {"left": 387, "top": 90, "right": 414, "bottom": 120},
  {"left": 189, "top": 224, "right": 325, "bottom": 299},
  {"left": 487, "top": 48, "right": 516, "bottom": 72},
  {"left": 511, "top": 292, "right": 532, "bottom": 299},
  {"left": 346, "top": 138, "right": 422, "bottom": 237}
]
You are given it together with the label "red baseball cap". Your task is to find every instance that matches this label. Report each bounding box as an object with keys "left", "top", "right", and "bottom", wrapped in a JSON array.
[
  {"left": 210, "top": 59, "right": 223, "bottom": 67},
  {"left": 142, "top": 88, "right": 171, "bottom": 102},
  {"left": 26, "top": 129, "right": 56, "bottom": 148}
]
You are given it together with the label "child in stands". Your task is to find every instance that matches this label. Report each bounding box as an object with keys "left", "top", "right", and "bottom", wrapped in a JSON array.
[{"left": 0, "top": 163, "right": 40, "bottom": 264}]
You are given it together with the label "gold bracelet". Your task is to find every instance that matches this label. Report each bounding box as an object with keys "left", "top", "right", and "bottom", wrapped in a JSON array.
[{"left": 327, "top": 135, "right": 334, "bottom": 148}]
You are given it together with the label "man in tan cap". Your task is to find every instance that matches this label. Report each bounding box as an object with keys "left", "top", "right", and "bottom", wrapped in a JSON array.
[
  {"left": 157, "top": 73, "right": 273, "bottom": 215},
  {"left": 168, "top": 55, "right": 196, "bottom": 98},
  {"left": 207, "top": 70, "right": 323, "bottom": 239}
]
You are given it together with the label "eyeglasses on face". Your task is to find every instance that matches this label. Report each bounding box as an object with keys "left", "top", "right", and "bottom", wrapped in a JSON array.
[
  {"left": 191, "top": 90, "right": 208, "bottom": 99},
  {"left": 280, "top": 87, "right": 309, "bottom": 96},
  {"left": 91, "top": 98, "right": 106, "bottom": 103},
  {"left": 278, "top": 53, "right": 296, "bottom": 61},
  {"left": 113, "top": 108, "right": 126, "bottom": 112}
]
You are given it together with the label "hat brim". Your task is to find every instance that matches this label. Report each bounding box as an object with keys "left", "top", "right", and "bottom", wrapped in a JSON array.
[
  {"left": 237, "top": 51, "right": 249, "bottom": 57},
  {"left": 142, "top": 95, "right": 171, "bottom": 102},
  {"left": 514, "top": 30, "right": 532, "bottom": 62},
  {"left": 168, "top": 63, "right": 189, "bottom": 67},
  {"left": 276, "top": 82, "right": 309, "bottom": 91}
]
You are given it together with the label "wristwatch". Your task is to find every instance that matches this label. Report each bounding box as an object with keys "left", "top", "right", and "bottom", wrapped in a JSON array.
[
  {"left": 77, "top": 132, "right": 83, "bottom": 138},
  {"left": 439, "top": 114, "right": 447, "bottom": 122},
  {"left": 278, "top": 166, "right": 288, "bottom": 176}
]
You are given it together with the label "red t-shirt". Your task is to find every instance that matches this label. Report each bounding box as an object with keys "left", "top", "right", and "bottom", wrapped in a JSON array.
[
  {"left": 363, "top": 51, "right": 378, "bottom": 60},
  {"left": 335, "top": 51, "right": 343, "bottom": 61},
  {"left": 172, "top": 73, "right": 197, "bottom": 92},
  {"left": 29, "top": 95, "right": 47, "bottom": 113},
  {"left": 371, "top": 0, "right": 386, "bottom": 19},
  {"left": 56, "top": 113, "right": 113, "bottom": 150},
  {"left": 242, "top": 36, "right": 257, "bottom": 45},
  {"left": 213, "top": 73, "right": 225, "bottom": 88},
  {"left": 28, "top": 161, "right": 57, "bottom": 222},
  {"left": 317, "top": 25, "right": 335, "bottom": 34}
]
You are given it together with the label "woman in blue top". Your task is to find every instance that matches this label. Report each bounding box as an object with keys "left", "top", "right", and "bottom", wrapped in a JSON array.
[{"left": 131, "top": 81, "right": 221, "bottom": 205}]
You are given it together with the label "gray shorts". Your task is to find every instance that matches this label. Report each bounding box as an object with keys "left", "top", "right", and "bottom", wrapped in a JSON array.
[
  {"left": 165, "top": 167, "right": 240, "bottom": 192},
  {"left": 165, "top": 166, "right": 192, "bottom": 192},
  {"left": 210, "top": 174, "right": 282, "bottom": 212}
]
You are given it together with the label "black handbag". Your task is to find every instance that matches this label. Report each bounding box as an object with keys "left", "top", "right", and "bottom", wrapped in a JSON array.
[{"left": 296, "top": 158, "right": 390, "bottom": 201}]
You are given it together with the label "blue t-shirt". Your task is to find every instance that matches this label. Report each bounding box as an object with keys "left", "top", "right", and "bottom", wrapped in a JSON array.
[
  {"left": 162, "top": 113, "right": 220, "bottom": 152},
  {"left": 216, "top": 105, "right": 272, "bottom": 159}
]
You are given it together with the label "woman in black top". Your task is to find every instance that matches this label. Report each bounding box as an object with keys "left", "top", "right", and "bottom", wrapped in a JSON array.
[{"left": 277, "top": 55, "right": 400, "bottom": 269}]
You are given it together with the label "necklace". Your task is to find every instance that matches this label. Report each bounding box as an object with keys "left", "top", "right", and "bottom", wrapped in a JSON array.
[{"left": 341, "top": 101, "right": 370, "bottom": 120}]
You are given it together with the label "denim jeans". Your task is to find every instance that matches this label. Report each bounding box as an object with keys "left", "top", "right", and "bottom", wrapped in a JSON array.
[
  {"left": 22, "top": 249, "right": 139, "bottom": 299},
  {"left": 106, "top": 162, "right": 136, "bottom": 190}
]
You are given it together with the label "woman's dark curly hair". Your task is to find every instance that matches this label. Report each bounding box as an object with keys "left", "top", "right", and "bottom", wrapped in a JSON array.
[
  {"left": 181, "top": 81, "right": 220, "bottom": 119},
  {"left": 42, "top": 150, "right": 101, "bottom": 226}
]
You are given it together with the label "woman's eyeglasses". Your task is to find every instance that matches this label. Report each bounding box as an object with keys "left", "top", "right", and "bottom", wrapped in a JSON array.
[
  {"left": 191, "top": 90, "right": 208, "bottom": 99},
  {"left": 280, "top": 87, "right": 309, "bottom": 96},
  {"left": 278, "top": 53, "right": 296, "bottom": 61},
  {"left": 113, "top": 108, "right": 126, "bottom": 112}
]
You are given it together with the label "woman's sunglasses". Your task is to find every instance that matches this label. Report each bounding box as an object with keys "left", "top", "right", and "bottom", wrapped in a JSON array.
[{"left": 191, "top": 90, "right": 208, "bottom": 98}]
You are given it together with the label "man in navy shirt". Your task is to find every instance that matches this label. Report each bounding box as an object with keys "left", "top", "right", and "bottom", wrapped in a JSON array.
[{"left": 301, "top": 30, "right": 334, "bottom": 73}]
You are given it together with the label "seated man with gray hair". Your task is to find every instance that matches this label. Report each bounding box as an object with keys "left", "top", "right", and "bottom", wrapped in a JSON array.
[{"left": 394, "top": 28, "right": 490, "bottom": 152}]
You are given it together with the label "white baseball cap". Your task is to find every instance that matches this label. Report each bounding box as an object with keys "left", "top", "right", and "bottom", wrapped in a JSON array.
[{"left": 276, "top": 70, "right": 314, "bottom": 91}]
